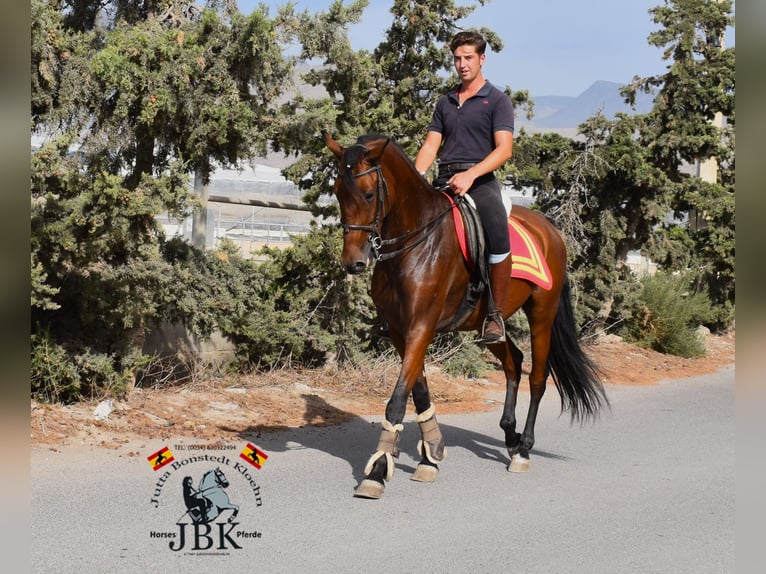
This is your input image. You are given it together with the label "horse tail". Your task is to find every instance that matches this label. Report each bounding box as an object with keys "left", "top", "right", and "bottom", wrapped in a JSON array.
[{"left": 547, "top": 276, "right": 609, "bottom": 422}]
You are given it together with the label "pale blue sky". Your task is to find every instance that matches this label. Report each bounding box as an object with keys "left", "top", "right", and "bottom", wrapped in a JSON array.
[{"left": 237, "top": 0, "right": 734, "bottom": 97}]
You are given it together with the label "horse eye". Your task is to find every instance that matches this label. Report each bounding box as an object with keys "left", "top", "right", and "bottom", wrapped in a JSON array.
[{"left": 364, "top": 191, "right": 375, "bottom": 203}]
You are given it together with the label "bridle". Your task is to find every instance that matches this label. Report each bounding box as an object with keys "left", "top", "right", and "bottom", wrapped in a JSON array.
[
  {"left": 340, "top": 161, "right": 389, "bottom": 246},
  {"left": 340, "top": 140, "right": 454, "bottom": 262}
]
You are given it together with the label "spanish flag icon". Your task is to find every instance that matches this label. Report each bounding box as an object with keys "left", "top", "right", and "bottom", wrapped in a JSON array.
[
  {"left": 147, "top": 446, "right": 174, "bottom": 471},
  {"left": 240, "top": 443, "right": 268, "bottom": 469}
]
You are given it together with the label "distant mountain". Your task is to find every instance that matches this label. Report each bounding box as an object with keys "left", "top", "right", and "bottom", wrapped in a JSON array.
[{"left": 516, "top": 80, "right": 655, "bottom": 134}]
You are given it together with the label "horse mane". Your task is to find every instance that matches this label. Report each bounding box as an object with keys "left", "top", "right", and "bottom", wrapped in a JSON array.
[
  {"left": 341, "top": 134, "right": 434, "bottom": 199},
  {"left": 340, "top": 143, "right": 368, "bottom": 192},
  {"left": 355, "top": 134, "right": 421, "bottom": 176},
  {"left": 355, "top": 133, "right": 391, "bottom": 147}
]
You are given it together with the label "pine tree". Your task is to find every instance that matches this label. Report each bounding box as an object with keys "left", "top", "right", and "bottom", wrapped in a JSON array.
[
  {"left": 513, "top": 0, "right": 734, "bottom": 332},
  {"left": 31, "top": 1, "right": 297, "bottom": 398},
  {"left": 623, "top": 0, "right": 735, "bottom": 328}
]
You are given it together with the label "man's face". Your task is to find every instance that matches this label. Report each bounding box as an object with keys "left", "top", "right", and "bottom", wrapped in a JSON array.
[{"left": 452, "top": 45, "right": 485, "bottom": 82}]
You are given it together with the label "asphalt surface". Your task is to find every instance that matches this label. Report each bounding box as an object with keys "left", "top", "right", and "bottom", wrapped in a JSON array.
[{"left": 31, "top": 366, "right": 734, "bottom": 573}]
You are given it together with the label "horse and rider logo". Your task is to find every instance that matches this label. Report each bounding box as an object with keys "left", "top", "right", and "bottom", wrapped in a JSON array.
[
  {"left": 182, "top": 468, "right": 239, "bottom": 524},
  {"left": 147, "top": 443, "right": 267, "bottom": 553}
]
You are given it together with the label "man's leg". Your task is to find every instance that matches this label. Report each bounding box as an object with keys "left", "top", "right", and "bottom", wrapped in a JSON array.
[
  {"left": 471, "top": 179, "right": 512, "bottom": 344},
  {"left": 482, "top": 252, "right": 512, "bottom": 343}
]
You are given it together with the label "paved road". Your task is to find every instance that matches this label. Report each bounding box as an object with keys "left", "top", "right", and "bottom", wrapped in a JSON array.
[{"left": 31, "top": 367, "right": 734, "bottom": 573}]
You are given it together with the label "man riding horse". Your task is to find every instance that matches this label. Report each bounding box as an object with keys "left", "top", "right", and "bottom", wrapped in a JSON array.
[{"left": 415, "top": 30, "right": 515, "bottom": 343}]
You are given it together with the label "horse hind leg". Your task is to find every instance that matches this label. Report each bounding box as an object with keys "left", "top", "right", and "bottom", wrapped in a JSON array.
[
  {"left": 508, "top": 370, "right": 546, "bottom": 473},
  {"left": 489, "top": 338, "right": 525, "bottom": 469},
  {"left": 508, "top": 312, "right": 555, "bottom": 473}
]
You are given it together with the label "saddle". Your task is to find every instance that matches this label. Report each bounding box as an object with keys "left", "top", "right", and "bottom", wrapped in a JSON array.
[
  {"left": 439, "top": 191, "right": 553, "bottom": 333},
  {"left": 439, "top": 192, "right": 489, "bottom": 332}
]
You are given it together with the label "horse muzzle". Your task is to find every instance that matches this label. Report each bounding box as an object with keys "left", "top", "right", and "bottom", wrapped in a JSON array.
[
  {"left": 341, "top": 240, "right": 373, "bottom": 274},
  {"left": 344, "top": 258, "right": 369, "bottom": 275}
]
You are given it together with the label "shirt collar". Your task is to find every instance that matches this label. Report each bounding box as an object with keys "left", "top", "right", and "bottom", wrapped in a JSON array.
[{"left": 448, "top": 80, "right": 493, "bottom": 104}]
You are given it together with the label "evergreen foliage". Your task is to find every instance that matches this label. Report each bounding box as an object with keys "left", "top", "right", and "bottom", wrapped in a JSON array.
[
  {"left": 513, "top": 0, "right": 734, "bottom": 333},
  {"left": 156, "top": 228, "right": 370, "bottom": 371},
  {"left": 624, "top": 271, "right": 716, "bottom": 358},
  {"left": 30, "top": 0, "right": 735, "bottom": 402},
  {"left": 433, "top": 332, "right": 490, "bottom": 379},
  {"left": 31, "top": 0, "right": 300, "bottom": 401},
  {"left": 622, "top": 0, "right": 735, "bottom": 329}
]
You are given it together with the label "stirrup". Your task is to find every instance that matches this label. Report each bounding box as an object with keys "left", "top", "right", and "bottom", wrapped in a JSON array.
[{"left": 479, "top": 312, "right": 506, "bottom": 344}]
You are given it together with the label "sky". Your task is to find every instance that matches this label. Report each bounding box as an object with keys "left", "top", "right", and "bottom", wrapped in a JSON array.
[{"left": 236, "top": 0, "right": 733, "bottom": 98}]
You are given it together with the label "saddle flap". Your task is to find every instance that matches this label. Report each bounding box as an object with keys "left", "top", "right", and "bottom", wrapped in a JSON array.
[{"left": 447, "top": 195, "right": 553, "bottom": 291}]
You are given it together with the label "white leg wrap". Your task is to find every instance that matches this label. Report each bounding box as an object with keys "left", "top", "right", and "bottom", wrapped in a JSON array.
[
  {"left": 363, "top": 420, "right": 403, "bottom": 482},
  {"left": 415, "top": 405, "right": 446, "bottom": 464},
  {"left": 415, "top": 404, "right": 436, "bottom": 423}
]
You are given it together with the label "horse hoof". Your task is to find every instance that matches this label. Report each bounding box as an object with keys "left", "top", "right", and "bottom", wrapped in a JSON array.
[
  {"left": 411, "top": 464, "right": 439, "bottom": 483},
  {"left": 354, "top": 479, "right": 385, "bottom": 499},
  {"left": 508, "top": 454, "right": 530, "bottom": 473}
]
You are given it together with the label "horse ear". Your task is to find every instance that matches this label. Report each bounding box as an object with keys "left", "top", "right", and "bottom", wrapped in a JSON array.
[{"left": 323, "top": 130, "right": 343, "bottom": 160}]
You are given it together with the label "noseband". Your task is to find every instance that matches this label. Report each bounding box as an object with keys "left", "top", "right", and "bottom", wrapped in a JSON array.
[{"left": 340, "top": 140, "right": 453, "bottom": 262}]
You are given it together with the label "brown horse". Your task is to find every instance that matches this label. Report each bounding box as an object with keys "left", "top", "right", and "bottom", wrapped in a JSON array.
[{"left": 324, "top": 132, "right": 607, "bottom": 499}]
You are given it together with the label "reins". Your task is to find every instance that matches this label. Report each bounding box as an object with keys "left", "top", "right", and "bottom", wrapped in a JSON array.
[
  {"left": 340, "top": 139, "right": 456, "bottom": 262},
  {"left": 374, "top": 200, "right": 454, "bottom": 261}
]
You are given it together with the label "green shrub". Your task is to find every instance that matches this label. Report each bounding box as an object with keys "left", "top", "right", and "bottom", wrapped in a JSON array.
[
  {"left": 429, "top": 332, "right": 490, "bottom": 379},
  {"left": 505, "top": 311, "right": 531, "bottom": 345},
  {"left": 624, "top": 271, "right": 716, "bottom": 358},
  {"left": 31, "top": 330, "right": 134, "bottom": 403},
  {"left": 72, "top": 348, "right": 134, "bottom": 400},
  {"left": 158, "top": 226, "right": 374, "bottom": 372},
  {"left": 31, "top": 330, "right": 81, "bottom": 403},
  {"left": 252, "top": 225, "right": 373, "bottom": 368}
]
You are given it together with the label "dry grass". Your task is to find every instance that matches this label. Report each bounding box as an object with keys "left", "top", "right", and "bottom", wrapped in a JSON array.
[{"left": 31, "top": 331, "right": 735, "bottom": 449}]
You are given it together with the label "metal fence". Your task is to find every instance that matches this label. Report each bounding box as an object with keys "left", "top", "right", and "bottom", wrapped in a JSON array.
[{"left": 157, "top": 204, "right": 314, "bottom": 254}]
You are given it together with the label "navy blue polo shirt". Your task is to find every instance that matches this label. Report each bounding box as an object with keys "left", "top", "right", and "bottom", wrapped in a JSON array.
[{"left": 427, "top": 80, "right": 514, "bottom": 165}]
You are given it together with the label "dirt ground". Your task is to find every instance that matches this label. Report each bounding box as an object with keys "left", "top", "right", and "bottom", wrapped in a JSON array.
[{"left": 30, "top": 331, "right": 735, "bottom": 449}]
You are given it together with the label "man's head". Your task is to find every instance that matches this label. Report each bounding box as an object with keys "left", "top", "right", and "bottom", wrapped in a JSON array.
[
  {"left": 450, "top": 31, "right": 486, "bottom": 83},
  {"left": 450, "top": 31, "right": 487, "bottom": 56}
]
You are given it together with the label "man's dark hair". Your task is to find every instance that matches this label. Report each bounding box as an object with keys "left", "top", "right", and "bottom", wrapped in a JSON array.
[{"left": 450, "top": 31, "right": 487, "bottom": 55}]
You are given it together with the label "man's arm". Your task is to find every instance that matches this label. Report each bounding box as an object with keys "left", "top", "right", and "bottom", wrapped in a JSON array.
[
  {"left": 449, "top": 130, "right": 513, "bottom": 196},
  {"left": 472, "top": 129, "right": 513, "bottom": 177},
  {"left": 414, "top": 130, "right": 443, "bottom": 175}
]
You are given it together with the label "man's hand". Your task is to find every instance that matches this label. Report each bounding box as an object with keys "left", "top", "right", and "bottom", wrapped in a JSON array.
[{"left": 449, "top": 170, "right": 476, "bottom": 196}]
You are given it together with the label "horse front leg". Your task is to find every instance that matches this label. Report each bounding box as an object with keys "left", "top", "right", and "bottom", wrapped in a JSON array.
[
  {"left": 410, "top": 376, "right": 446, "bottom": 483},
  {"left": 354, "top": 333, "right": 432, "bottom": 499},
  {"left": 354, "top": 418, "right": 404, "bottom": 499},
  {"left": 226, "top": 504, "right": 240, "bottom": 523}
]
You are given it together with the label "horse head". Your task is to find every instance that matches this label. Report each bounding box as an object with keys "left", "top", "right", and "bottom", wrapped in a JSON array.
[
  {"left": 324, "top": 131, "right": 393, "bottom": 274},
  {"left": 201, "top": 467, "right": 228, "bottom": 490},
  {"left": 212, "top": 467, "right": 229, "bottom": 488}
]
